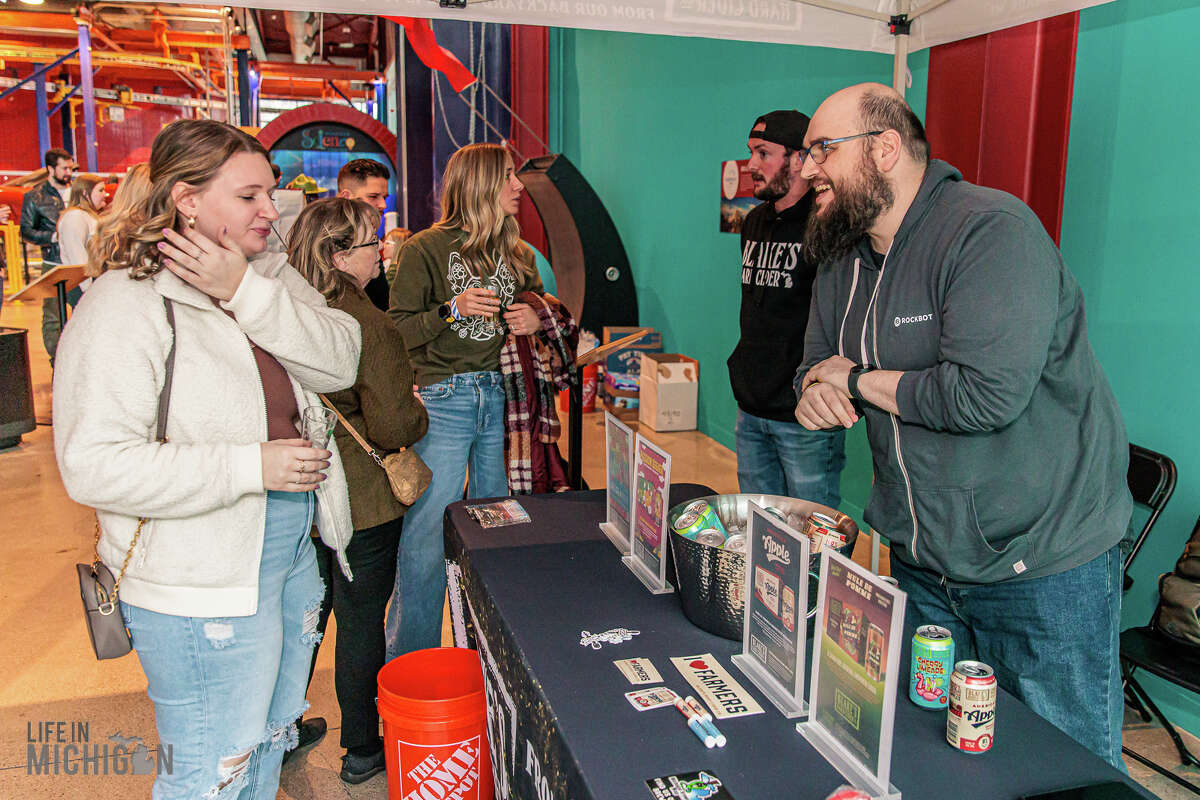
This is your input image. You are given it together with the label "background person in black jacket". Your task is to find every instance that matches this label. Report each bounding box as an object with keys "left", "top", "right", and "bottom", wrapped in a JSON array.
[
  {"left": 336, "top": 158, "right": 393, "bottom": 312},
  {"left": 727, "top": 110, "right": 846, "bottom": 506},
  {"left": 19, "top": 148, "right": 76, "bottom": 366}
]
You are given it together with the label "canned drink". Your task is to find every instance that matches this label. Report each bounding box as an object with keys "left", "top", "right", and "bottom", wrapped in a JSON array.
[
  {"left": 839, "top": 605, "right": 864, "bottom": 663},
  {"left": 947, "top": 661, "right": 996, "bottom": 754},
  {"left": 910, "top": 625, "right": 954, "bottom": 709},
  {"left": 764, "top": 506, "right": 788, "bottom": 523},
  {"left": 672, "top": 509, "right": 705, "bottom": 539},
  {"left": 722, "top": 534, "right": 746, "bottom": 553},
  {"left": 694, "top": 528, "right": 727, "bottom": 548},
  {"left": 804, "top": 512, "right": 847, "bottom": 553},
  {"left": 865, "top": 623, "right": 885, "bottom": 681},
  {"left": 826, "top": 597, "right": 844, "bottom": 641},
  {"left": 683, "top": 500, "right": 728, "bottom": 539}
]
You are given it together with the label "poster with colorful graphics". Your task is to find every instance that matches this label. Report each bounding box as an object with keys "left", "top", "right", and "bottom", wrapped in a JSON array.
[
  {"left": 622, "top": 434, "right": 673, "bottom": 594},
  {"left": 601, "top": 412, "right": 635, "bottom": 555},
  {"left": 720, "top": 158, "right": 761, "bottom": 234},
  {"left": 797, "top": 550, "right": 905, "bottom": 800},
  {"left": 732, "top": 503, "right": 810, "bottom": 718}
]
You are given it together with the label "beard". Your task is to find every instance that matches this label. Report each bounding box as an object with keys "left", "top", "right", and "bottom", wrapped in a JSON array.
[
  {"left": 752, "top": 159, "right": 792, "bottom": 202},
  {"left": 803, "top": 159, "right": 894, "bottom": 265}
]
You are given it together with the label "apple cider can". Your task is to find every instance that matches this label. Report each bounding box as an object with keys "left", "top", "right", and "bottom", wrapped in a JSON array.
[{"left": 946, "top": 660, "right": 996, "bottom": 753}]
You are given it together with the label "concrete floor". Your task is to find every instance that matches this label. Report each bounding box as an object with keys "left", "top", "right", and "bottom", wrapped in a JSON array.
[{"left": 1, "top": 296, "right": 1197, "bottom": 798}]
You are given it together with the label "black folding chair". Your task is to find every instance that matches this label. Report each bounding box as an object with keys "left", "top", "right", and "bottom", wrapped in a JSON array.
[
  {"left": 1124, "top": 444, "right": 1177, "bottom": 591},
  {"left": 1120, "top": 513, "right": 1200, "bottom": 795}
]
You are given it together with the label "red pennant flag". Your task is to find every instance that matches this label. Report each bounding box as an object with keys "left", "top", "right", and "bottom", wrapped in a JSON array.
[{"left": 386, "top": 16, "right": 477, "bottom": 93}]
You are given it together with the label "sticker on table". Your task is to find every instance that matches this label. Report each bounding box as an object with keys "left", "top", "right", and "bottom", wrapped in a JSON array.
[
  {"left": 625, "top": 686, "right": 678, "bottom": 711},
  {"left": 646, "top": 769, "right": 736, "bottom": 799},
  {"left": 615, "top": 657, "right": 663, "bottom": 684},
  {"left": 670, "top": 653, "right": 763, "bottom": 719},
  {"left": 580, "top": 627, "right": 640, "bottom": 649}
]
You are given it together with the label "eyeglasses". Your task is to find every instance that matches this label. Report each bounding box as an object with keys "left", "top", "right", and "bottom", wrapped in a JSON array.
[
  {"left": 802, "top": 131, "right": 884, "bottom": 165},
  {"left": 343, "top": 238, "right": 379, "bottom": 253}
]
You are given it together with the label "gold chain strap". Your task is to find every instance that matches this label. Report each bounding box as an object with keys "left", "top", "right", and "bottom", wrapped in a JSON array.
[{"left": 93, "top": 515, "right": 147, "bottom": 615}]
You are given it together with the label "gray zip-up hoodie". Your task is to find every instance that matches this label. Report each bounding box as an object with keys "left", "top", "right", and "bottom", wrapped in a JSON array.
[{"left": 796, "top": 160, "right": 1131, "bottom": 584}]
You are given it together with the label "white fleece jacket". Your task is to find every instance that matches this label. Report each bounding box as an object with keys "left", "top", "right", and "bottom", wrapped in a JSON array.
[{"left": 53, "top": 253, "right": 362, "bottom": 618}]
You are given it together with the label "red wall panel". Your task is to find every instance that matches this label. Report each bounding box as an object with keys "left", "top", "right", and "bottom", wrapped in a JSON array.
[
  {"left": 510, "top": 25, "right": 549, "bottom": 259},
  {"left": 925, "top": 12, "right": 1078, "bottom": 243}
]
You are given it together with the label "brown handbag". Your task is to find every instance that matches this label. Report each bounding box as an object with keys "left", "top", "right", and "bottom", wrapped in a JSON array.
[
  {"left": 76, "top": 297, "right": 176, "bottom": 660},
  {"left": 318, "top": 395, "right": 431, "bottom": 506}
]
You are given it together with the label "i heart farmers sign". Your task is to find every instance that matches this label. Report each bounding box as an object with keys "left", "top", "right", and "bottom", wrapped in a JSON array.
[{"left": 670, "top": 653, "right": 764, "bottom": 719}]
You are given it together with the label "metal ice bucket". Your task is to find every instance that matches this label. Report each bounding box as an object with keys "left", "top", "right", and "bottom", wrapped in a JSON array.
[{"left": 667, "top": 494, "right": 859, "bottom": 641}]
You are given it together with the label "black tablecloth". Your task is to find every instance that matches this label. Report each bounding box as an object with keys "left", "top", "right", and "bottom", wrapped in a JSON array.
[{"left": 444, "top": 486, "right": 1152, "bottom": 800}]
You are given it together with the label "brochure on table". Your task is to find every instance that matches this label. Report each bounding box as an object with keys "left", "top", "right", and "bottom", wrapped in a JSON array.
[
  {"left": 600, "top": 412, "right": 634, "bottom": 555},
  {"left": 797, "top": 550, "right": 906, "bottom": 800},
  {"left": 622, "top": 434, "right": 674, "bottom": 594},
  {"left": 731, "top": 503, "right": 810, "bottom": 718}
]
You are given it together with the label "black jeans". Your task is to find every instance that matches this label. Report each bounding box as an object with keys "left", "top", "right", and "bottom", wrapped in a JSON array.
[{"left": 310, "top": 515, "right": 404, "bottom": 751}]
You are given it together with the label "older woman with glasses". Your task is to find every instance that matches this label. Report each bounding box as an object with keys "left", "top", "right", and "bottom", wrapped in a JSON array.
[{"left": 286, "top": 197, "right": 428, "bottom": 784}]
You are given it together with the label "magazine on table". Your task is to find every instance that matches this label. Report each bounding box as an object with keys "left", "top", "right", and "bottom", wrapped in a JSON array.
[{"left": 466, "top": 499, "right": 531, "bottom": 528}]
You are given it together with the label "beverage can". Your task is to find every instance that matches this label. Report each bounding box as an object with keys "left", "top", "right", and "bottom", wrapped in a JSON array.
[
  {"left": 682, "top": 500, "right": 728, "bottom": 539},
  {"left": 947, "top": 660, "right": 996, "bottom": 753},
  {"left": 695, "top": 528, "right": 727, "bottom": 548},
  {"left": 910, "top": 624, "right": 954, "bottom": 708},
  {"left": 722, "top": 534, "right": 746, "bottom": 553}
]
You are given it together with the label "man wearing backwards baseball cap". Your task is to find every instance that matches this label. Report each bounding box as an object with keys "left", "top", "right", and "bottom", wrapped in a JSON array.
[{"left": 727, "top": 109, "right": 846, "bottom": 506}]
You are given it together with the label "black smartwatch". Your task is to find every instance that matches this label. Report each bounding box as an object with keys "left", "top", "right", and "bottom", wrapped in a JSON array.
[
  {"left": 437, "top": 302, "right": 454, "bottom": 324},
  {"left": 847, "top": 364, "right": 874, "bottom": 402}
]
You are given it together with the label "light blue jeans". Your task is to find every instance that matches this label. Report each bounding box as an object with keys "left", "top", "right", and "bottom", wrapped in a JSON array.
[
  {"left": 735, "top": 409, "right": 846, "bottom": 507},
  {"left": 385, "top": 371, "right": 508, "bottom": 659},
  {"left": 122, "top": 491, "right": 324, "bottom": 799},
  {"left": 890, "top": 544, "right": 1126, "bottom": 770}
]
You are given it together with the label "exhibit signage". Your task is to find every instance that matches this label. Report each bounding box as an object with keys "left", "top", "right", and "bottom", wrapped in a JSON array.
[
  {"left": 600, "top": 411, "right": 635, "bottom": 555},
  {"left": 797, "top": 550, "right": 905, "bottom": 800},
  {"left": 622, "top": 434, "right": 673, "bottom": 594},
  {"left": 731, "top": 503, "right": 810, "bottom": 718}
]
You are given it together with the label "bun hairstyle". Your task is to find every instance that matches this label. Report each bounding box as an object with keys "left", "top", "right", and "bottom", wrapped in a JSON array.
[
  {"left": 436, "top": 143, "right": 533, "bottom": 280},
  {"left": 91, "top": 119, "right": 270, "bottom": 280},
  {"left": 286, "top": 197, "right": 381, "bottom": 304}
]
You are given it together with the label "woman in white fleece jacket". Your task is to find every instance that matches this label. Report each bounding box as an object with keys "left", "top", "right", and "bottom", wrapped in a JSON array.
[{"left": 53, "top": 120, "right": 361, "bottom": 800}]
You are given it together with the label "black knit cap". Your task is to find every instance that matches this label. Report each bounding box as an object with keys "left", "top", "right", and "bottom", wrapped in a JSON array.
[{"left": 749, "top": 110, "right": 811, "bottom": 151}]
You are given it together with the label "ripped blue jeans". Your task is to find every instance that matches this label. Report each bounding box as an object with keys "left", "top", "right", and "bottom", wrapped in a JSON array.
[{"left": 121, "top": 491, "right": 324, "bottom": 799}]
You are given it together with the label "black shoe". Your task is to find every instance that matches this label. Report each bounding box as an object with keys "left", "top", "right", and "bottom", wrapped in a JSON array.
[
  {"left": 282, "top": 717, "right": 327, "bottom": 766},
  {"left": 339, "top": 747, "right": 386, "bottom": 785}
]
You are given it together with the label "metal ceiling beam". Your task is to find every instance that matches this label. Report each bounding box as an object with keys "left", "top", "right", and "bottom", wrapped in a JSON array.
[{"left": 254, "top": 61, "right": 382, "bottom": 83}]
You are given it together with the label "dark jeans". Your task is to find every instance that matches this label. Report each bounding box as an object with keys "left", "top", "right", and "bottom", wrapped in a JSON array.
[
  {"left": 41, "top": 285, "right": 82, "bottom": 367},
  {"left": 310, "top": 516, "right": 404, "bottom": 751},
  {"left": 889, "top": 544, "right": 1125, "bottom": 770}
]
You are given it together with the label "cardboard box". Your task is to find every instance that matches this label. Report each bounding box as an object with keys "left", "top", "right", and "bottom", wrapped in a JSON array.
[{"left": 638, "top": 353, "right": 698, "bottom": 432}]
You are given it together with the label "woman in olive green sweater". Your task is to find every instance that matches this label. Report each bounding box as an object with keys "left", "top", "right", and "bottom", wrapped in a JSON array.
[
  {"left": 288, "top": 197, "right": 428, "bottom": 784},
  {"left": 386, "top": 143, "right": 546, "bottom": 659}
]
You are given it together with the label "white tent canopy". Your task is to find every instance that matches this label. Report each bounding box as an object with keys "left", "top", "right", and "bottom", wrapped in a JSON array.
[{"left": 229, "top": 0, "right": 1114, "bottom": 53}]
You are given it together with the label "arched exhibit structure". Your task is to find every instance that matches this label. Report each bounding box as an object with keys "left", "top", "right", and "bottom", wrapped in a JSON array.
[{"left": 257, "top": 103, "right": 399, "bottom": 220}]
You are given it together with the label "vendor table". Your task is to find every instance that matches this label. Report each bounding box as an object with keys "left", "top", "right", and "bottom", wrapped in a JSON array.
[{"left": 445, "top": 486, "right": 1152, "bottom": 800}]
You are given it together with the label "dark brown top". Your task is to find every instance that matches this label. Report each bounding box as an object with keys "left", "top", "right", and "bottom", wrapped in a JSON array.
[
  {"left": 326, "top": 285, "right": 429, "bottom": 530},
  {"left": 251, "top": 342, "right": 301, "bottom": 440}
]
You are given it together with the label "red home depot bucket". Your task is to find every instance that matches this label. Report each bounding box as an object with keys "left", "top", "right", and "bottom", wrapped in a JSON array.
[{"left": 378, "top": 648, "right": 493, "bottom": 800}]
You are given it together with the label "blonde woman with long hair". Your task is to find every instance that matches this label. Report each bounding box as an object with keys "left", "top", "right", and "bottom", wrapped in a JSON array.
[
  {"left": 387, "top": 142, "right": 544, "bottom": 657},
  {"left": 86, "top": 163, "right": 151, "bottom": 277},
  {"left": 53, "top": 119, "right": 360, "bottom": 799}
]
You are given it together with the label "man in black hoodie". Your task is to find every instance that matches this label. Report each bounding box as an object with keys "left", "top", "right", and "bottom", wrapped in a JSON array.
[
  {"left": 794, "top": 83, "right": 1131, "bottom": 769},
  {"left": 727, "top": 110, "right": 845, "bottom": 506}
]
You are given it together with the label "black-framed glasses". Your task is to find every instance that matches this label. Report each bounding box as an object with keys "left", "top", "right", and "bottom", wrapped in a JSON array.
[
  {"left": 343, "top": 238, "right": 379, "bottom": 253},
  {"left": 803, "top": 131, "right": 885, "bottom": 165}
]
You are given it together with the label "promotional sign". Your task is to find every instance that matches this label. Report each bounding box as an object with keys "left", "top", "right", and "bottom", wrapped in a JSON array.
[
  {"left": 600, "top": 411, "right": 635, "bottom": 555},
  {"left": 797, "top": 551, "right": 905, "bottom": 800},
  {"left": 731, "top": 503, "right": 810, "bottom": 718},
  {"left": 720, "top": 158, "right": 762, "bottom": 234},
  {"left": 622, "top": 434, "right": 673, "bottom": 594}
]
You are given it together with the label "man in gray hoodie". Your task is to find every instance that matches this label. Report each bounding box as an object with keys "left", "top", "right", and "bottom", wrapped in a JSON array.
[{"left": 793, "top": 83, "right": 1131, "bottom": 769}]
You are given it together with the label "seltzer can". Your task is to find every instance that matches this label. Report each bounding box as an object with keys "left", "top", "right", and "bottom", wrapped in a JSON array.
[
  {"left": 804, "top": 512, "right": 847, "bottom": 553},
  {"left": 947, "top": 660, "right": 996, "bottom": 754},
  {"left": 694, "top": 528, "right": 727, "bottom": 548},
  {"left": 722, "top": 534, "right": 747, "bottom": 553},
  {"left": 683, "top": 500, "right": 728, "bottom": 539},
  {"left": 910, "top": 624, "right": 954, "bottom": 709},
  {"left": 672, "top": 509, "right": 705, "bottom": 539}
]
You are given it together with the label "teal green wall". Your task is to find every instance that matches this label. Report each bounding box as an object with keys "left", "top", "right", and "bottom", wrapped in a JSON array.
[
  {"left": 1063, "top": 0, "right": 1200, "bottom": 738},
  {"left": 549, "top": 29, "right": 927, "bottom": 521}
]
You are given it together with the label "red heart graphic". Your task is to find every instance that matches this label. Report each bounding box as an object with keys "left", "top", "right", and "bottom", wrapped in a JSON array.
[{"left": 689, "top": 659, "right": 708, "bottom": 670}]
